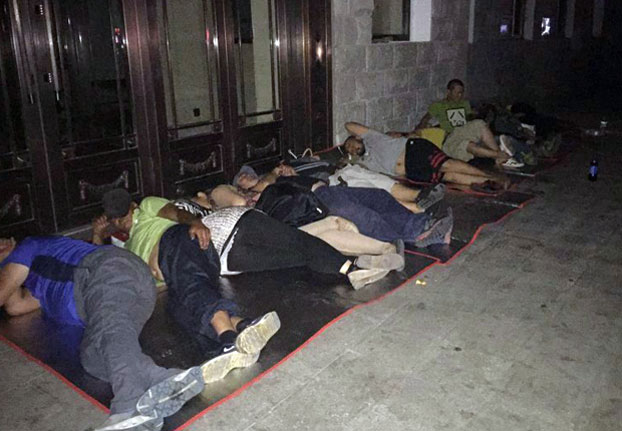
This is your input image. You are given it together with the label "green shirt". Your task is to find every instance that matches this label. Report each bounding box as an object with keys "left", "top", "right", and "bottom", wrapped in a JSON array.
[
  {"left": 124, "top": 197, "right": 176, "bottom": 264},
  {"left": 428, "top": 99, "right": 472, "bottom": 134}
]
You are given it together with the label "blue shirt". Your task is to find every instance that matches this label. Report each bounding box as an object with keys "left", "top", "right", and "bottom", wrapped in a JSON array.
[{"left": 2, "top": 236, "right": 100, "bottom": 326}]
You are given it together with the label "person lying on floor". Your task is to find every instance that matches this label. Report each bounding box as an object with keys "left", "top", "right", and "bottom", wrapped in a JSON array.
[
  {"left": 327, "top": 163, "right": 446, "bottom": 213},
  {"left": 0, "top": 236, "right": 210, "bottom": 431},
  {"left": 412, "top": 78, "right": 524, "bottom": 169},
  {"left": 214, "top": 165, "right": 453, "bottom": 249},
  {"left": 343, "top": 121, "right": 510, "bottom": 189},
  {"left": 93, "top": 189, "right": 281, "bottom": 383},
  {"left": 174, "top": 191, "right": 397, "bottom": 258},
  {"left": 95, "top": 193, "right": 402, "bottom": 339}
]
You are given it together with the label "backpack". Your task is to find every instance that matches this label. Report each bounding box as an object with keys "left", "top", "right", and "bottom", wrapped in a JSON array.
[{"left": 255, "top": 181, "right": 328, "bottom": 227}]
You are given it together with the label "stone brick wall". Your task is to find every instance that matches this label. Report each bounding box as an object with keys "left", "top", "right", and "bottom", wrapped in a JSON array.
[
  {"left": 331, "top": 0, "right": 609, "bottom": 143},
  {"left": 331, "top": 0, "right": 470, "bottom": 145}
]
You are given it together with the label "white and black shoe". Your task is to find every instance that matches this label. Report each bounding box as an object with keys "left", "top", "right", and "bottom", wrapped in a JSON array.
[
  {"left": 200, "top": 345, "right": 259, "bottom": 384},
  {"left": 501, "top": 157, "right": 524, "bottom": 169},
  {"left": 235, "top": 311, "right": 281, "bottom": 355}
]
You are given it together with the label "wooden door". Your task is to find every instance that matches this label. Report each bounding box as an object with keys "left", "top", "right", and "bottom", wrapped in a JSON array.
[
  {"left": 1, "top": 0, "right": 332, "bottom": 235},
  {"left": 13, "top": 0, "right": 145, "bottom": 230},
  {"left": 0, "top": 0, "right": 40, "bottom": 237}
]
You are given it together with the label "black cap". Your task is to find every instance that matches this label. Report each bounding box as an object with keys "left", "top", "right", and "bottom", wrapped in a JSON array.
[{"left": 102, "top": 188, "right": 132, "bottom": 218}]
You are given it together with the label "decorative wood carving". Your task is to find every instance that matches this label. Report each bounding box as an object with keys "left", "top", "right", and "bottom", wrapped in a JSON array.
[
  {"left": 0, "top": 194, "right": 22, "bottom": 220},
  {"left": 178, "top": 151, "right": 217, "bottom": 176},
  {"left": 246, "top": 138, "right": 277, "bottom": 159},
  {"left": 79, "top": 170, "right": 129, "bottom": 201}
]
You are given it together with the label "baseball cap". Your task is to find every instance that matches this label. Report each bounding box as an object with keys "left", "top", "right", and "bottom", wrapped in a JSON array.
[{"left": 102, "top": 188, "right": 132, "bottom": 219}]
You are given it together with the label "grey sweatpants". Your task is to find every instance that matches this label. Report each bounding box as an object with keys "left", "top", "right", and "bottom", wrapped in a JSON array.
[{"left": 73, "top": 247, "right": 179, "bottom": 414}]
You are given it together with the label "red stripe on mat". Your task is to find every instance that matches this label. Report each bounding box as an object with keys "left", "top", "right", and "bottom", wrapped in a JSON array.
[
  {"left": 0, "top": 173, "right": 538, "bottom": 429},
  {"left": 0, "top": 334, "right": 109, "bottom": 413},
  {"left": 178, "top": 196, "right": 535, "bottom": 429},
  {"left": 175, "top": 259, "right": 439, "bottom": 431},
  {"left": 404, "top": 194, "right": 535, "bottom": 264}
]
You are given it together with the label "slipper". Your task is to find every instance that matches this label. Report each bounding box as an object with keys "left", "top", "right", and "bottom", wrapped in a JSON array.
[
  {"left": 414, "top": 208, "right": 453, "bottom": 248},
  {"left": 414, "top": 183, "right": 446, "bottom": 211}
]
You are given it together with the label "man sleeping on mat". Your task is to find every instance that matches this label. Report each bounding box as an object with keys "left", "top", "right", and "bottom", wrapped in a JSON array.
[
  {"left": 94, "top": 189, "right": 404, "bottom": 360},
  {"left": 0, "top": 235, "right": 258, "bottom": 431},
  {"left": 186, "top": 185, "right": 401, "bottom": 258},
  {"left": 343, "top": 121, "right": 510, "bottom": 189},
  {"left": 210, "top": 165, "right": 454, "bottom": 249}
]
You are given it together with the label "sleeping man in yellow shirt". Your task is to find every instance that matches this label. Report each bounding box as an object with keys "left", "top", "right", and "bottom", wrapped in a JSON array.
[{"left": 92, "top": 189, "right": 280, "bottom": 385}]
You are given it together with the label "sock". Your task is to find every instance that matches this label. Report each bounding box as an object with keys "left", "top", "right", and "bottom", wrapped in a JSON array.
[
  {"left": 236, "top": 318, "right": 252, "bottom": 333},
  {"left": 218, "top": 330, "right": 237, "bottom": 346},
  {"left": 339, "top": 259, "right": 355, "bottom": 275}
]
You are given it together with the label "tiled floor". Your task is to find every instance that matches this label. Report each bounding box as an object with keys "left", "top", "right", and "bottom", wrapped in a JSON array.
[{"left": 1, "top": 124, "right": 621, "bottom": 431}]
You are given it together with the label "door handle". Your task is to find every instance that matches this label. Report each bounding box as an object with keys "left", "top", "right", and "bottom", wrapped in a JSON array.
[{"left": 42, "top": 0, "right": 61, "bottom": 101}]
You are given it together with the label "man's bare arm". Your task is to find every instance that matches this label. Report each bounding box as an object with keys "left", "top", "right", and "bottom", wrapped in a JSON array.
[
  {"left": 157, "top": 203, "right": 211, "bottom": 249},
  {"left": 413, "top": 113, "right": 432, "bottom": 132},
  {"left": 0, "top": 240, "right": 41, "bottom": 316},
  {"left": 210, "top": 185, "right": 247, "bottom": 208},
  {"left": 91, "top": 215, "right": 110, "bottom": 245},
  {"left": 344, "top": 122, "right": 370, "bottom": 138},
  {"left": 0, "top": 263, "right": 29, "bottom": 309},
  {"left": 4, "top": 287, "right": 40, "bottom": 316}
]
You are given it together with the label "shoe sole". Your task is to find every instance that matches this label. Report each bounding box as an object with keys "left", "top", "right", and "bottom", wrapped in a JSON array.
[
  {"left": 235, "top": 311, "right": 281, "bottom": 355},
  {"left": 348, "top": 268, "right": 390, "bottom": 290},
  {"left": 414, "top": 209, "right": 453, "bottom": 248},
  {"left": 200, "top": 350, "right": 259, "bottom": 384},
  {"left": 94, "top": 413, "right": 162, "bottom": 431},
  {"left": 135, "top": 367, "right": 204, "bottom": 419},
  {"left": 355, "top": 252, "right": 404, "bottom": 271}
]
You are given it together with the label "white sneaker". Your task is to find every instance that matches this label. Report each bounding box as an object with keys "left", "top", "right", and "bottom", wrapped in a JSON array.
[
  {"left": 354, "top": 253, "right": 404, "bottom": 271},
  {"left": 200, "top": 348, "right": 259, "bottom": 384},
  {"left": 502, "top": 157, "right": 524, "bottom": 169},
  {"left": 235, "top": 311, "right": 281, "bottom": 355},
  {"left": 347, "top": 268, "right": 390, "bottom": 290},
  {"left": 499, "top": 135, "right": 514, "bottom": 156}
]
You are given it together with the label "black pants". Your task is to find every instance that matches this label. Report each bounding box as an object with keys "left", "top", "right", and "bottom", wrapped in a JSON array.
[
  {"left": 158, "top": 224, "right": 239, "bottom": 346},
  {"left": 405, "top": 138, "right": 449, "bottom": 183},
  {"left": 228, "top": 210, "right": 348, "bottom": 275}
]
